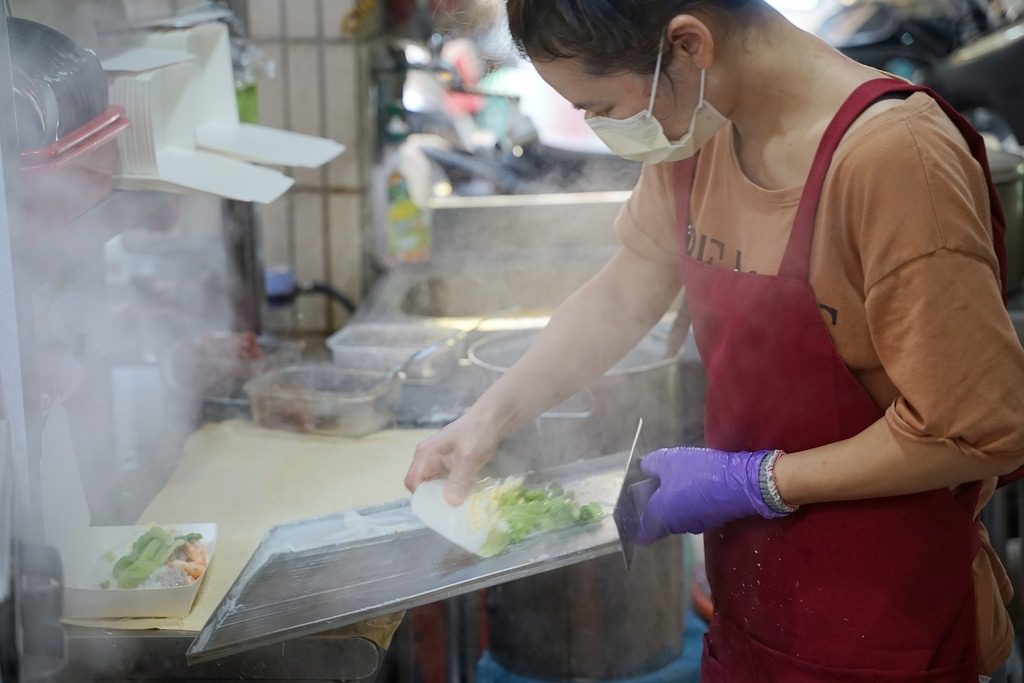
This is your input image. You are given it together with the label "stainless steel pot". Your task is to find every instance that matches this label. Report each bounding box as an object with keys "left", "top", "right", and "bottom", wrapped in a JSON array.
[
  {"left": 469, "top": 329, "right": 689, "bottom": 677},
  {"left": 492, "top": 390, "right": 596, "bottom": 474},
  {"left": 486, "top": 535, "right": 686, "bottom": 680},
  {"left": 990, "top": 150, "right": 1024, "bottom": 294},
  {"left": 468, "top": 325, "right": 685, "bottom": 464}
]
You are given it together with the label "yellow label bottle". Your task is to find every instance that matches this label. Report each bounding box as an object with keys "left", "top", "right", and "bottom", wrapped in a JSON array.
[{"left": 386, "top": 171, "right": 431, "bottom": 264}]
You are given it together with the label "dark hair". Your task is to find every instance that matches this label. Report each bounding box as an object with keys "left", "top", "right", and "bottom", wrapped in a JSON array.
[{"left": 506, "top": 0, "right": 765, "bottom": 75}]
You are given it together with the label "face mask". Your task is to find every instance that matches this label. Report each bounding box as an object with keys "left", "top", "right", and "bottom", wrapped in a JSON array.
[{"left": 587, "top": 41, "right": 728, "bottom": 164}]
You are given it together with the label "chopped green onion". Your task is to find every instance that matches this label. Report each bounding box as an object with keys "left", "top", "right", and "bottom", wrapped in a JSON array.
[{"left": 481, "top": 481, "right": 604, "bottom": 555}]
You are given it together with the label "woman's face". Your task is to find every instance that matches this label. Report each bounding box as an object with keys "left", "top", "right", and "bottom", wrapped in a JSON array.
[{"left": 532, "top": 51, "right": 705, "bottom": 142}]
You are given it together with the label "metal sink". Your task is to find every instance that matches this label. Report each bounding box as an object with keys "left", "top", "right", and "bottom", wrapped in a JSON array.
[
  {"left": 399, "top": 258, "right": 609, "bottom": 318},
  {"left": 360, "top": 189, "right": 630, "bottom": 323},
  {"left": 425, "top": 191, "right": 628, "bottom": 267}
]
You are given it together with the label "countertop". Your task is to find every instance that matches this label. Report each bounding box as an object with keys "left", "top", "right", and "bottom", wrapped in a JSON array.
[{"left": 63, "top": 422, "right": 433, "bottom": 681}]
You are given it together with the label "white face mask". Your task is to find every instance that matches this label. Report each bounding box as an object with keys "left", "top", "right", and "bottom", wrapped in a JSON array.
[{"left": 586, "top": 42, "right": 728, "bottom": 164}]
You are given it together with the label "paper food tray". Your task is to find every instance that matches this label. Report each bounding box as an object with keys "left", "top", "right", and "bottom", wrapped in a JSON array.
[
  {"left": 144, "top": 23, "right": 344, "bottom": 168},
  {"left": 107, "top": 56, "right": 293, "bottom": 203},
  {"left": 63, "top": 523, "right": 217, "bottom": 620}
]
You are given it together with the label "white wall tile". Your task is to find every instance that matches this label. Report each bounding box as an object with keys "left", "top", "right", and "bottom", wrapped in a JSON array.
[
  {"left": 357, "top": 41, "right": 378, "bottom": 186},
  {"left": 286, "top": 43, "right": 327, "bottom": 188},
  {"left": 248, "top": 0, "right": 283, "bottom": 39},
  {"left": 328, "top": 193, "right": 364, "bottom": 302},
  {"left": 255, "top": 43, "right": 286, "bottom": 130},
  {"left": 326, "top": 44, "right": 364, "bottom": 189},
  {"left": 123, "top": 0, "right": 175, "bottom": 21},
  {"left": 292, "top": 193, "right": 328, "bottom": 331},
  {"left": 285, "top": 0, "right": 319, "bottom": 39},
  {"left": 293, "top": 167, "right": 324, "bottom": 189},
  {"left": 287, "top": 45, "right": 324, "bottom": 139},
  {"left": 326, "top": 151, "right": 362, "bottom": 191},
  {"left": 322, "top": 0, "right": 357, "bottom": 40},
  {"left": 258, "top": 196, "right": 291, "bottom": 270}
]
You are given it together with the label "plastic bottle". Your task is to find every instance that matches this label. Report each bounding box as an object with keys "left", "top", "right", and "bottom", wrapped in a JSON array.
[
  {"left": 263, "top": 265, "right": 297, "bottom": 336},
  {"left": 373, "top": 112, "right": 432, "bottom": 265}
]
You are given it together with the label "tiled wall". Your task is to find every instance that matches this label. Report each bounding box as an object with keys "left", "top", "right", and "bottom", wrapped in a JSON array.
[
  {"left": 123, "top": 0, "right": 378, "bottom": 334},
  {"left": 248, "top": 0, "right": 378, "bottom": 334}
]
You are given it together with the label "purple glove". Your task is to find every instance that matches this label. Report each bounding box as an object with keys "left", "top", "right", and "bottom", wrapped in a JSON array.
[{"left": 635, "top": 447, "right": 791, "bottom": 544}]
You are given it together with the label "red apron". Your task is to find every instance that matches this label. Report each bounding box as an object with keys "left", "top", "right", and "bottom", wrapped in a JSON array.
[{"left": 675, "top": 79, "right": 1009, "bottom": 682}]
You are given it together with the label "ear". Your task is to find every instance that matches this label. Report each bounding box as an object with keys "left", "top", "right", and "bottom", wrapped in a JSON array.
[{"left": 665, "top": 14, "right": 716, "bottom": 71}]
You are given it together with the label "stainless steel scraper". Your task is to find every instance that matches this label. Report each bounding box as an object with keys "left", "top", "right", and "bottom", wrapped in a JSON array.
[{"left": 612, "top": 419, "right": 659, "bottom": 570}]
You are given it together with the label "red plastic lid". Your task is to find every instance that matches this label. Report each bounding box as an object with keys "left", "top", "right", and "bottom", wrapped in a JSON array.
[{"left": 20, "top": 105, "right": 130, "bottom": 168}]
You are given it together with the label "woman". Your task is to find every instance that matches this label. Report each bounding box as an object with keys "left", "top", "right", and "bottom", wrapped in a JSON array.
[{"left": 404, "top": 1, "right": 1024, "bottom": 679}]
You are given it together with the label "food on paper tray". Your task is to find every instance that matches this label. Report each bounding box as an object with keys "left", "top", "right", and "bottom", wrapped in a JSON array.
[
  {"left": 412, "top": 476, "right": 604, "bottom": 558},
  {"left": 63, "top": 523, "right": 217, "bottom": 619},
  {"left": 102, "top": 526, "right": 209, "bottom": 590}
]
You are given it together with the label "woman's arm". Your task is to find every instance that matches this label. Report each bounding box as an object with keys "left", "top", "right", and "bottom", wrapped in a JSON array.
[
  {"left": 638, "top": 249, "right": 1024, "bottom": 542},
  {"left": 780, "top": 248, "right": 1024, "bottom": 505},
  {"left": 405, "top": 246, "right": 682, "bottom": 502},
  {"left": 471, "top": 247, "right": 682, "bottom": 440},
  {"left": 776, "top": 418, "right": 1024, "bottom": 506}
]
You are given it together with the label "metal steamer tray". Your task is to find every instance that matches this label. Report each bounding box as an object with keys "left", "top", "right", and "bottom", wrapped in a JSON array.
[{"left": 187, "top": 452, "right": 630, "bottom": 664}]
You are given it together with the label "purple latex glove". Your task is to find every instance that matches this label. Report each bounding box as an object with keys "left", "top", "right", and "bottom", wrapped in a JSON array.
[{"left": 635, "top": 447, "right": 787, "bottom": 544}]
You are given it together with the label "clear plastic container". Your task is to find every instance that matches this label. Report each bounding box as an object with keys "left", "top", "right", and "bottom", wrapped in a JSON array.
[
  {"left": 326, "top": 323, "right": 465, "bottom": 384},
  {"left": 245, "top": 363, "right": 401, "bottom": 437},
  {"left": 162, "top": 333, "right": 305, "bottom": 425}
]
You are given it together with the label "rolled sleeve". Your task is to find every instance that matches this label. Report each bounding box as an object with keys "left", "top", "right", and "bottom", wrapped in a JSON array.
[
  {"left": 614, "top": 163, "right": 681, "bottom": 266},
  {"left": 868, "top": 249, "right": 1024, "bottom": 463}
]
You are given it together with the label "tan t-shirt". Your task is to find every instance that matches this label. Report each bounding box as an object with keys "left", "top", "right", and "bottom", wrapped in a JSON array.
[{"left": 616, "top": 92, "right": 1024, "bottom": 673}]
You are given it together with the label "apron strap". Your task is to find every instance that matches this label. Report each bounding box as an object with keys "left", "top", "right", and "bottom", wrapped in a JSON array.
[
  {"left": 673, "top": 156, "right": 699, "bottom": 274},
  {"left": 777, "top": 78, "right": 1008, "bottom": 298},
  {"left": 672, "top": 81, "right": 1020, "bottom": 486}
]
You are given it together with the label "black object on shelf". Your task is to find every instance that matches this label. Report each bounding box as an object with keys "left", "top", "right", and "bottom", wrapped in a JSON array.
[{"left": 265, "top": 265, "right": 358, "bottom": 317}]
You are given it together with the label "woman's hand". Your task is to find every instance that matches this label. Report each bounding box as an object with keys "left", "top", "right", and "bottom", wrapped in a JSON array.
[
  {"left": 404, "top": 410, "right": 501, "bottom": 505},
  {"left": 405, "top": 247, "right": 681, "bottom": 505},
  {"left": 636, "top": 447, "right": 791, "bottom": 544}
]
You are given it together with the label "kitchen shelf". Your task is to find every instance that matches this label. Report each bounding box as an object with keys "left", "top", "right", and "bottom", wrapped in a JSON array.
[{"left": 65, "top": 626, "right": 383, "bottom": 682}]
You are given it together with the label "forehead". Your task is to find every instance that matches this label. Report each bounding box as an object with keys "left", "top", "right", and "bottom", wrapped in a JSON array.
[{"left": 532, "top": 58, "right": 638, "bottom": 109}]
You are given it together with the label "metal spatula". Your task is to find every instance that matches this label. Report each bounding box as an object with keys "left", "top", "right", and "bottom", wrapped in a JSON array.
[{"left": 612, "top": 419, "right": 660, "bottom": 570}]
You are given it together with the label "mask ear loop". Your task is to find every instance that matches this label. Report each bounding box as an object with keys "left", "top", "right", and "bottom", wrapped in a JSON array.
[
  {"left": 647, "top": 35, "right": 666, "bottom": 115},
  {"left": 686, "top": 68, "right": 708, "bottom": 130}
]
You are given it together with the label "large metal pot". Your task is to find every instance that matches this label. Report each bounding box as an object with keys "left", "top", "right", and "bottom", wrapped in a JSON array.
[
  {"left": 490, "top": 390, "right": 596, "bottom": 474},
  {"left": 468, "top": 325, "right": 684, "bottom": 465},
  {"left": 486, "top": 536, "right": 686, "bottom": 680},
  {"left": 469, "top": 327, "right": 688, "bottom": 678},
  {"left": 990, "top": 150, "right": 1024, "bottom": 294}
]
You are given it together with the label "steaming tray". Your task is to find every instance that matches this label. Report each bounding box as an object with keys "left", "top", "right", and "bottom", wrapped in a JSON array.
[{"left": 188, "top": 452, "right": 628, "bottom": 663}]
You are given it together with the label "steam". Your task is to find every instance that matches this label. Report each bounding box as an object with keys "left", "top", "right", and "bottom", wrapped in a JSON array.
[{"left": 16, "top": 1, "right": 692, "bottom": 676}]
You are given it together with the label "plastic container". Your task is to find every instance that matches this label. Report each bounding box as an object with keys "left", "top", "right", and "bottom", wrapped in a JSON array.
[
  {"left": 9, "top": 18, "right": 109, "bottom": 149},
  {"left": 327, "top": 323, "right": 465, "bottom": 384},
  {"left": 245, "top": 363, "right": 401, "bottom": 437},
  {"left": 162, "top": 332, "right": 304, "bottom": 425},
  {"left": 20, "top": 106, "right": 130, "bottom": 232}
]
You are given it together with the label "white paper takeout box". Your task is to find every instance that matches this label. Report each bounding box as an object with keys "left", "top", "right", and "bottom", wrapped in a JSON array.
[
  {"left": 106, "top": 55, "right": 293, "bottom": 203},
  {"left": 63, "top": 523, "right": 217, "bottom": 619},
  {"left": 144, "top": 22, "right": 345, "bottom": 168}
]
